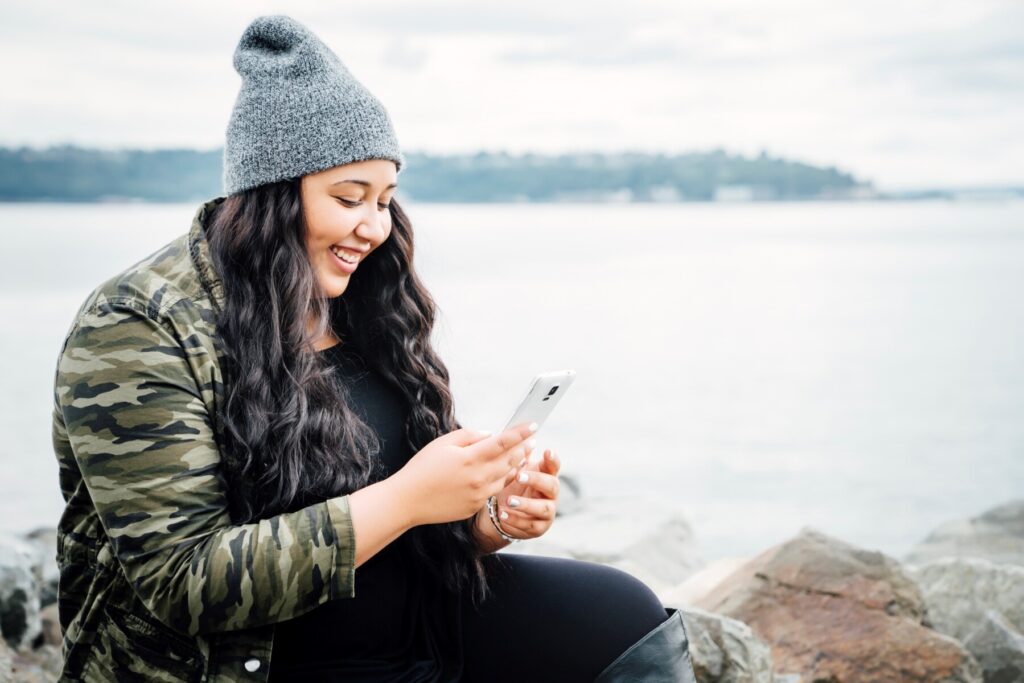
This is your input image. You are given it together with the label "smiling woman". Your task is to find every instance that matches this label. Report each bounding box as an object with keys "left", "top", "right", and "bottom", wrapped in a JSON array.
[{"left": 49, "top": 12, "right": 695, "bottom": 683}]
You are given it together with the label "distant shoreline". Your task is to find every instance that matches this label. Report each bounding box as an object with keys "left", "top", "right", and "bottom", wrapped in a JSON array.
[
  {"left": 4, "top": 145, "right": 1020, "bottom": 205},
  {"left": 0, "top": 145, "right": 868, "bottom": 203}
]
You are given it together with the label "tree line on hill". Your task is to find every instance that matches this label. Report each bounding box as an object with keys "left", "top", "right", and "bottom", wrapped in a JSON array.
[{"left": 0, "top": 145, "right": 874, "bottom": 203}]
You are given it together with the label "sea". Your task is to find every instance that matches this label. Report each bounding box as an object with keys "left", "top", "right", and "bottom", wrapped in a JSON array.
[{"left": 2, "top": 199, "right": 1022, "bottom": 561}]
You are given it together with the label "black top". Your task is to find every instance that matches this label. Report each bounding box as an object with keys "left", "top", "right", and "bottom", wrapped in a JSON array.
[{"left": 268, "top": 343, "right": 462, "bottom": 681}]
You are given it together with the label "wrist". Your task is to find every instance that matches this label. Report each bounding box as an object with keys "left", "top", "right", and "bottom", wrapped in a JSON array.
[
  {"left": 381, "top": 471, "right": 419, "bottom": 530},
  {"left": 473, "top": 504, "right": 511, "bottom": 553}
]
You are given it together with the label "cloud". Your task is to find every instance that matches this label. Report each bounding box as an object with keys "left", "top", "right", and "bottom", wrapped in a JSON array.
[
  {"left": 381, "top": 38, "right": 431, "bottom": 71},
  {"left": 0, "top": 0, "right": 1021, "bottom": 187},
  {"left": 864, "top": 6, "right": 1024, "bottom": 97}
]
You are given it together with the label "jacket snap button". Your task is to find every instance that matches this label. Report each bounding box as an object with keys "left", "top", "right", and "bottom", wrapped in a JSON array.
[{"left": 244, "top": 658, "right": 261, "bottom": 672}]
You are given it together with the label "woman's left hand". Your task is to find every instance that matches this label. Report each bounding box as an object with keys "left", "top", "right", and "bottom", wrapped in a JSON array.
[{"left": 484, "top": 447, "right": 561, "bottom": 541}]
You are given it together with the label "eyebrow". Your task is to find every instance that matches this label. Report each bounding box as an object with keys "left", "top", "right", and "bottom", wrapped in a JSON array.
[{"left": 330, "top": 179, "right": 398, "bottom": 190}]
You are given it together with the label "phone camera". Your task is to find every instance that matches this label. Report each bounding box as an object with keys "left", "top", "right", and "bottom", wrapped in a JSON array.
[{"left": 543, "top": 385, "right": 559, "bottom": 401}]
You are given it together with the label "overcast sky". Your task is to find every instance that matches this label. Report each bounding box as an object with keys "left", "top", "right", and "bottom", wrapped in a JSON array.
[{"left": 1, "top": 0, "right": 1021, "bottom": 189}]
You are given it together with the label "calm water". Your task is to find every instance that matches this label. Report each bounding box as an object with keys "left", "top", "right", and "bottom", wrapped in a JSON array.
[{"left": 2, "top": 200, "right": 1022, "bottom": 561}]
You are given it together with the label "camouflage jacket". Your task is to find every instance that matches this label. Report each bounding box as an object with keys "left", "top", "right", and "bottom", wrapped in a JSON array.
[{"left": 51, "top": 197, "right": 358, "bottom": 682}]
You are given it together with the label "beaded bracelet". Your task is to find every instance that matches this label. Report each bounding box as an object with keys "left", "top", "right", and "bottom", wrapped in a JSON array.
[{"left": 485, "top": 495, "right": 521, "bottom": 543}]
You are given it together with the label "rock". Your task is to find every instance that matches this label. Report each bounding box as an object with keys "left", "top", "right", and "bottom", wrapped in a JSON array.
[
  {"left": 695, "top": 528, "right": 982, "bottom": 683},
  {"left": 20, "top": 529, "right": 58, "bottom": 609},
  {"left": 667, "top": 606, "right": 773, "bottom": 683},
  {"left": 498, "top": 539, "right": 574, "bottom": 560},
  {"left": 38, "top": 604, "right": 61, "bottom": 649},
  {"left": 0, "top": 633, "right": 62, "bottom": 683},
  {"left": 908, "top": 557, "right": 1024, "bottom": 683},
  {"left": 9, "top": 644, "right": 61, "bottom": 682},
  {"left": 0, "top": 535, "right": 42, "bottom": 649},
  {"left": 500, "top": 493, "right": 703, "bottom": 589},
  {"left": 906, "top": 500, "right": 1024, "bottom": 567},
  {"left": 660, "top": 556, "right": 751, "bottom": 607},
  {"left": 554, "top": 472, "right": 583, "bottom": 516},
  {"left": 0, "top": 637, "right": 12, "bottom": 683}
]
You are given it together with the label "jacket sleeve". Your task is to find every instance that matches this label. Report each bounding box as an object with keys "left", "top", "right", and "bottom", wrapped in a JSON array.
[{"left": 54, "top": 297, "right": 357, "bottom": 636}]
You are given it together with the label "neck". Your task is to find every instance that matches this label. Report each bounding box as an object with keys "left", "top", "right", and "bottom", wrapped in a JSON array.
[
  {"left": 306, "top": 314, "right": 341, "bottom": 352},
  {"left": 314, "top": 335, "right": 341, "bottom": 352}
]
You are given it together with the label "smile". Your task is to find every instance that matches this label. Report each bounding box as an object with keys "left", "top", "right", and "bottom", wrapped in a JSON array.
[
  {"left": 330, "top": 245, "right": 361, "bottom": 264},
  {"left": 329, "top": 246, "right": 360, "bottom": 273}
]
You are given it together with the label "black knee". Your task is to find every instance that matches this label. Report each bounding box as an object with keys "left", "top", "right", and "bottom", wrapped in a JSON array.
[{"left": 581, "top": 562, "right": 669, "bottom": 629}]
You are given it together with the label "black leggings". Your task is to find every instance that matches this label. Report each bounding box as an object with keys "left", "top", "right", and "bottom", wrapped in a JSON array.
[{"left": 460, "top": 553, "right": 672, "bottom": 683}]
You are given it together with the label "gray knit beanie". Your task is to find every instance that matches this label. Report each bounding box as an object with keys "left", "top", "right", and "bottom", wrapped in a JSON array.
[{"left": 223, "top": 14, "right": 405, "bottom": 196}]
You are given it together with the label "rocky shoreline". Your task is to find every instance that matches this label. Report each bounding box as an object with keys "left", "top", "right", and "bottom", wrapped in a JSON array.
[
  {"left": 504, "top": 483, "right": 1024, "bottom": 683},
  {"left": 3, "top": 480, "right": 1022, "bottom": 682}
]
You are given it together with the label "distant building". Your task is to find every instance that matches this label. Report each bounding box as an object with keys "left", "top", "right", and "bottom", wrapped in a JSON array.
[
  {"left": 648, "top": 184, "right": 683, "bottom": 202},
  {"left": 713, "top": 184, "right": 777, "bottom": 202}
]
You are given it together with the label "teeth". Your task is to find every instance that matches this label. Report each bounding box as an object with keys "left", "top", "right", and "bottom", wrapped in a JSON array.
[{"left": 331, "top": 246, "right": 360, "bottom": 264}]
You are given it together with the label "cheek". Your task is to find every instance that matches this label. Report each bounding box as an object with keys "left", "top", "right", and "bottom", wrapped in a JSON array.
[
  {"left": 305, "top": 217, "right": 334, "bottom": 249},
  {"left": 305, "top": 236, "right": 327, "bottom": 270},
  {"left": 304, "top": 199, "right": 346, "bottom": 240},
  {"left": 304, "top": 216, "right": 345, "bottom": 264},
  {"left": 304, "top": 231, "right": 335, "bottom": 276}
]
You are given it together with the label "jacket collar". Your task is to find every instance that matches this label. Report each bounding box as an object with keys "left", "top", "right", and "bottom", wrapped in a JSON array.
[{"left": 188, "top": 197, "right": 228, "bottom": 314}]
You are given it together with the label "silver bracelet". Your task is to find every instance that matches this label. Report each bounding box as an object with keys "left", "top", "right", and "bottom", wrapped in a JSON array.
[{"left": 485, "top": 495, "right": 521, "bottom": 543}]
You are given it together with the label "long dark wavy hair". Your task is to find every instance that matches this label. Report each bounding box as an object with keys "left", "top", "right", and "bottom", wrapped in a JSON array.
[{"left": 203, "top": 177, "right": 492, "bottom": 606}]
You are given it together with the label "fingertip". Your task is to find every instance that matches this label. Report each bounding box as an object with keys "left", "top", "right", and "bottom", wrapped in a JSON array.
[{"left": 546, "top": 450, "right": 560, "bottom": 472}]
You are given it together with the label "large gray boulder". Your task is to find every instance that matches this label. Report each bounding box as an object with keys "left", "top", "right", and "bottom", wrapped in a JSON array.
[
  {"left": 906, "top": 500, "right": 1024, "bottom": 567},
  {"left": 0, "top": 535, "right": 42, "bottom": 650},
  {"left": 670, "top": 606, "right": 773, "bottom": 683},
  {"left": 19, "top": 529, "right": 58, "bottom": 610},
  {"left": 909, "top": 557, "right": 1024, "bottom": 683}
]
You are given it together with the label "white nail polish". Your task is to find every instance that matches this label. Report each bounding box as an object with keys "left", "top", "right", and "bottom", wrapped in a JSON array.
[
  {"left": 509, "top": 497, "right": 520, "bottom": 508},
  {"left": 500, "top": 511, "right": 508, "bottom": 520},
  {"left": 528, "top": 422, "right": 539, "bottom": 433},
  {"left": 518, "top": 472, "right": 529, "bottom": 484}
]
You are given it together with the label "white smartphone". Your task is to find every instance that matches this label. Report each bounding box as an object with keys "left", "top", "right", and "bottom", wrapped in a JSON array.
[{"left": 500, "top": 369, "right": 576, "bottom": 434}]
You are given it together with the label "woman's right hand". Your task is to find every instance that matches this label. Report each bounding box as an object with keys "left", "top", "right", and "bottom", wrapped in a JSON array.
[{"left": 394, "top": 422, "right": 538, "bottom": 527}]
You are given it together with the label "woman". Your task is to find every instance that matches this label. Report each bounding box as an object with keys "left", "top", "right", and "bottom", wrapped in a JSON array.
[{"left": 51, "top": 14, "right": 696, "bottom": 682}]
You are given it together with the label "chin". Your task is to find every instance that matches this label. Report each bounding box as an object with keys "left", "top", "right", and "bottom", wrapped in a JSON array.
[{"left": 315, "top": 274, "right": 348, "bottom": 299}]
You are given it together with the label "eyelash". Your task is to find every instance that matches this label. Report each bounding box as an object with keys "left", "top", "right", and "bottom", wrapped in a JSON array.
[{"left": 338, "top": 198, "right": 391, "bottom": 211}]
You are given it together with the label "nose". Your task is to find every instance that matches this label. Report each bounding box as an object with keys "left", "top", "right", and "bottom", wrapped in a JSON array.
[{"left": 354, "top": 207, "right": 389, "bottom": 247}]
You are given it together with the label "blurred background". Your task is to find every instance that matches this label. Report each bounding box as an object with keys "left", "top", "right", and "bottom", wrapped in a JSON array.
[{"left": 1, "top": 0, "right": 1021, "bottom": 563}]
